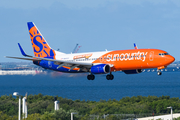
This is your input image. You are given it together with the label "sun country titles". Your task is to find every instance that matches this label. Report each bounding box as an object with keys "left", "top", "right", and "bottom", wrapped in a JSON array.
[{"left": 106, "top": 51, "right": 148, "bottom": 62}]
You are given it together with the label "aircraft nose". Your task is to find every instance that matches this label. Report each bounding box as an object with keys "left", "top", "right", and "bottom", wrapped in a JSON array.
[{"left": 167, "top": 55, "right": 175, "bottom": 64}]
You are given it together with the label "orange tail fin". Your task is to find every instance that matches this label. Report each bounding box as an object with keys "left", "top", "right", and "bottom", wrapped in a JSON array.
[{"left": 27, "top": 22, "right": 56, "bottom": 59}]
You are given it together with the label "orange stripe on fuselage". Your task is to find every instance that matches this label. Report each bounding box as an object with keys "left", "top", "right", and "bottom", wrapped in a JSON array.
[
  {"left": 92, "top": 49, "right": 174, "bottom": 71},
  {"left": 63, "top": 66, "right": 80, "bottom": 71}
]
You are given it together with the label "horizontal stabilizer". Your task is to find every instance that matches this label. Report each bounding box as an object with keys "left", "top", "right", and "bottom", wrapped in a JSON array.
[{"left": 5, "top": 56, "right": 40, "bottom": 61}]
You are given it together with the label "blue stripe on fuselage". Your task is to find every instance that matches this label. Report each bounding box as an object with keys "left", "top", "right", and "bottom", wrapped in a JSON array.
[{"left": 34, "top": 60, "right": 83, "bottom": 73}]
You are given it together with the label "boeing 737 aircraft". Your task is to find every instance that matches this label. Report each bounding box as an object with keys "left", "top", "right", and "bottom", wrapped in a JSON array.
[{"left": 6, "top": 22, "right": 175, "bottom": 80}]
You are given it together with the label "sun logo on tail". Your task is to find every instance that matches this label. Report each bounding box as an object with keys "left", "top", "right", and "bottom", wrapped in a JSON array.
[{"left": 28, "top": 23, "right": 56, "bottom": 59}]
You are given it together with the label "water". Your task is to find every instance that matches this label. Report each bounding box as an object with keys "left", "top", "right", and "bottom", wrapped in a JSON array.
[{"left": 0, "top": 72, "right": 180, "bottom": 101}]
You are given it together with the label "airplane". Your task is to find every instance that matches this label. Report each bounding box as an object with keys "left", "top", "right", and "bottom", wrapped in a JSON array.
[
  {"left": 6, "top": 22, "right": 175, "bottom": 80},
  {"left": 134, "top": 43, "right": 138, "bottom": 49}
]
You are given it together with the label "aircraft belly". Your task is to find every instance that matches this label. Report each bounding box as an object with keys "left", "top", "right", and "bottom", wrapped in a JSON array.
[
  {"left": 114, "top": 60, "right": 147, "bottom": 70},
  {"left": 56, "top": 67, "right": 85, "bottom": 73}
]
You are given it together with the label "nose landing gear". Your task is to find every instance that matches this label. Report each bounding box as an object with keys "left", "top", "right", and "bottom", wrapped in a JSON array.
[{"left": 157, "top": 71, "right": 162, "bottom": 76}]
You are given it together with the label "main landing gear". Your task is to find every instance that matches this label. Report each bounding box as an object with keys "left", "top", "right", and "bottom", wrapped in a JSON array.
[
  {"left": 157, "top": 70, "right": 162, "bottom": 76},
  {"left": 87, "top": 74, "right": 95, "bottom": 80},
  {"left": 106, "top": 73, "right": 114, "bottom": 80},
  {"left": 87, "top": 73, "right": 114, "bottom": 80}
]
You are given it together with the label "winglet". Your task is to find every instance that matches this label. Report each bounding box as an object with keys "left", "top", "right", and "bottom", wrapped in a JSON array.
[
  {"left": 18, "top": 43, "right": 32, "bottom": 57},
  {"left": 134, "top": 43, "right": 138, "bottom": 49}
]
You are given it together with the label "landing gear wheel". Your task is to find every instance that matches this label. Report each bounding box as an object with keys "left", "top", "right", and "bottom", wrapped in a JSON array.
[
  {"left": 157, "top": 71, "right": 162, "bottom": 76},
  {"left": 87, "top": 75, "right": 91, "bottom": 80},
  {"left": 91, "top": 75, "right": 95, "bottom": 80},
  {"left": 110, "top": 74, "right": 114, "bottom": 80},
  {"left": 87, "top": 74, "right": 95, "bottom": 80},
  {"left": 106, "top": 75, "right": 110, "bottom": 80},
  {"left": 106, "top": 74, "right": 114, "bottom": 80}
]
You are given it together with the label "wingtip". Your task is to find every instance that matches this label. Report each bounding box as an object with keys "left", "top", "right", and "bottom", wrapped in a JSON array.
[
  {"left": 5, "top": 56, "right": 10, "bottom": 58},
  {"left": 18, "top": 43, "right": 27, "bottom": 56}
]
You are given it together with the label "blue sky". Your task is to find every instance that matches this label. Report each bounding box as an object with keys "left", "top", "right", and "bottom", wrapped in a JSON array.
[{"left": 1, "top": 0, "right": 180, "bottom": 62}]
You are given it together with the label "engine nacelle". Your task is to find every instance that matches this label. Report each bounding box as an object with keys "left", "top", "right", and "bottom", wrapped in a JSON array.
[
  {"left": 91, "top": 64, "right": 110, "bottom": 74},
  {"left": 123, "top": 69, "right": 143, "bottom": 74}
]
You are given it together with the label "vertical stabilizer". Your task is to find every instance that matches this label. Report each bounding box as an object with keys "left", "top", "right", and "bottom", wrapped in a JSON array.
[
  {"left": 27, "top": 22, "right": 56, "bottom": 59},
  {"left": 134, "top": 43, "right": 138, "bottom": 49}
]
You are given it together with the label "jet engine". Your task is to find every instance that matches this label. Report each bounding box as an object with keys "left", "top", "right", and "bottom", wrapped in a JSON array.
[
  {"left": 123, "top": 69, "right": 143, "bottom": 74},
  {"left": 91, "top": 64, "right": 110, "bottom": 74}
]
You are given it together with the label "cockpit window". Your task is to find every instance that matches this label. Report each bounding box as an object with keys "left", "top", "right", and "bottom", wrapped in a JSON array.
[{"left": 159, "top": 53, "right": 169, "bottom": 56}]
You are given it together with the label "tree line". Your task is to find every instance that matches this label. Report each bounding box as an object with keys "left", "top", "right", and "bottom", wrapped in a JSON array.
[{"left": 1, "top": 94, "right": 180, "bottom": 120}]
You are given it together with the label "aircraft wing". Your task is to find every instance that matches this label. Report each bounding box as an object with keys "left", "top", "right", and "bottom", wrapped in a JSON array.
[
  {"left": 6, "top": 56, "right": 93, "bottom": 69},
  {"left": 6, "top": 43, "right": 93, "bottom": 70}
]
